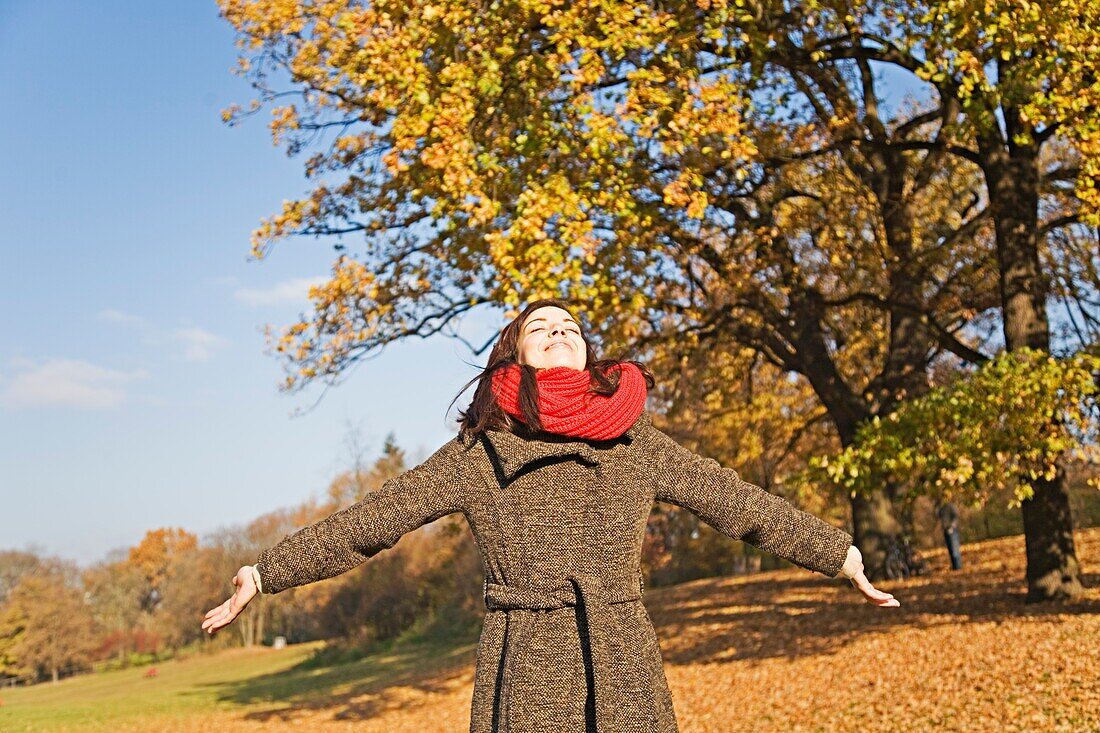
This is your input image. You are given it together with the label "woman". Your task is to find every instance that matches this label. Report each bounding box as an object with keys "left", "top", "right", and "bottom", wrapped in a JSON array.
[{"left": 202, "top": 298, "right": 899, "bottom": 733}]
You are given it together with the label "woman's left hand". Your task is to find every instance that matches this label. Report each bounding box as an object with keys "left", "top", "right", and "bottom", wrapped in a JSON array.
[
  {"left": 849, "top": 569, "right": 901, "bottom": 607},
  {"left": 838, "top": 545, "right": 900, "bottom": 607}
]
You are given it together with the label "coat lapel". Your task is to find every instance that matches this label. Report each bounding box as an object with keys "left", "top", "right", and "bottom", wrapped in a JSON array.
[{"left": 481, "top": 411, "right": 651, "bottom": 484}]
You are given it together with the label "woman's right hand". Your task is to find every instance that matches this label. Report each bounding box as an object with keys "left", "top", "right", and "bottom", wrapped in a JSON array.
[{"left": 201, "top": 565, "right": 259, "bottom": 635}]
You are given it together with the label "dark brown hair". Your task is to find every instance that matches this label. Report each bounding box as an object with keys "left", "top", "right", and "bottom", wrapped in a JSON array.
[{"left": 451, "top": 298, "right": 654, "bottom": 441}]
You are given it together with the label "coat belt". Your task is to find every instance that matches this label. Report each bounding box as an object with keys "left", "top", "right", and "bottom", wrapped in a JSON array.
[{"left": 484, "top": 570, "right": 654, "bottom": 732}]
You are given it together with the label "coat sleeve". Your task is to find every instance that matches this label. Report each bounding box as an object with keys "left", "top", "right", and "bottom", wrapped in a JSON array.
[
  {"left": 254, "top": 435, "right": 476, "bottom": 594},
  {"left": 644, "top": 423, "right": 852, "bottom": 578}
]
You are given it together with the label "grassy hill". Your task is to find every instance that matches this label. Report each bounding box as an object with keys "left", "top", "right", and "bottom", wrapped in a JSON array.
[{"left": 2, "top": 527, "right": 1098, "bottom": 732}]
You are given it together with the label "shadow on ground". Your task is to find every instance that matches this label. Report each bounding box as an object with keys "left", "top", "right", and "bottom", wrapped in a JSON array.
[
  {"left": 194, "top": 528, "right": 1100, "bottom": 723},
  {"left": 645, "top": 529, "right": 1100, "bottom": 666},
  {"left": 195, "top": 622, "right": 480, "bottom": 723}
]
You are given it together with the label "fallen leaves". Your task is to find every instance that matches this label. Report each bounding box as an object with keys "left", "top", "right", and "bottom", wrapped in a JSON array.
[{"left": 14, "top": 528, "right": 1099, "bottom": 732}]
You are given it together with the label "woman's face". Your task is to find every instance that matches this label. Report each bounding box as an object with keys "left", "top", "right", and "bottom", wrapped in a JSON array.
[{"left": 516, "top": 305, "right": 587, "bottom": 371}]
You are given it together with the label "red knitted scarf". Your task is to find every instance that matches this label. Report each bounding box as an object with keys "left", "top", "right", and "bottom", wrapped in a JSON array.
[{"left": 490, "top": 362, "right": 647, "bottom": 440}]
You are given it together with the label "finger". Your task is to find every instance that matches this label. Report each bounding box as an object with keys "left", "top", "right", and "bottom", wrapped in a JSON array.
[
  {"left": 853, "top": 575, "right": 894, "bottom": 599},
  {"left": 206, "top": 602, "right": 236, "bottom": 624},
  {"left": 204, "top": 609, "right": 234, "bottom": 632},
  {"left": 861, "top": 585, "right": 891, "bottom": 599},
  {"left": 203, "top": 599, "right": 231, "bottom": 621},
  {"left": 204, "top": 606, "right": 233, "bottom": 627},
  {"left": 857, "top": 582, "right": 900, "bottom": 607},
  {"left": 863, "top": 589, "right": 896, "bottom": 604},
  {"left": 202, "top": 609, "right": 228, "bottom": 629}
]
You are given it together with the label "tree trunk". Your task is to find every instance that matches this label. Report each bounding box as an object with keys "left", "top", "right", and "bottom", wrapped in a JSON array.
[
  {"left": 835, "top": 105, "right": 935, "bottom": 582},
  {"left": 809, "top": 377, "right": 902, "bottom": 582},
  {"left": 256, "top": 602, "right": 266, "bottom": 647},
  {"left": 982, "top": 131, "right": 1083, "bottom": 602},
  {"left": 796, "top": 292, "right": 906, "bottom": 581},
  {"left": 850, "top": 490, "right": 904, "bottom": 580},
  {"left": 1021, "top": 461, "right": 1082, "bottom": 601},
  {"left": 239, "top": 612, "right": 255, "bottom": 647},
  {"left": 52, "top": 667, "right": 58, "bottom": 684}
]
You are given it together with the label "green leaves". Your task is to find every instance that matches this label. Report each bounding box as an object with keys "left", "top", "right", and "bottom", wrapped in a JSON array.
[{"left": 806, "top": 348, "right": 1100, "bottom": 508}]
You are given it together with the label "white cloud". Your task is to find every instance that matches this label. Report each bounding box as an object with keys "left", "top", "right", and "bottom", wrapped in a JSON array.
[
  {"left": 234, "top": 276, "right": 327, "bottom": 307},
  {"left": 0, "top": 358, "right": 150, "bottom": 410},
  {"left": 98, "top": 308, "right": 146, "bottom": 326},
  {"left": 99, "top": 307, "right": 227, "bottom": 363},
  {"left": 172, "top": 327, "right": 228, "bottom": 363}
]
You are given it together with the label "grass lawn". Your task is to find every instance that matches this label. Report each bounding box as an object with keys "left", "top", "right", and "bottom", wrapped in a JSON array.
[
  {"left": 0, "top": 642, "right": 326, "bottom": 731},
  {"left": 0, "top": 628, "right": 480, "bottom": 732},
  {"left": 1, "top": 527, "right": 1098, "bottom": 732}
]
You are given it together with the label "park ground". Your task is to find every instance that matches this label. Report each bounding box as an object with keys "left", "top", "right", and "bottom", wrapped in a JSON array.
[{"left": 2, "top": 527, "right": 1098, "bottom": 733}]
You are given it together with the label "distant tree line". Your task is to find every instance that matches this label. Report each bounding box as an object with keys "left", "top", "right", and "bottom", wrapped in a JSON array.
[
  {"left": 4, "top": 414, "right": 1099, "bottom": 687},
  {"left": 0, "top": 433, "right": 484, "bottom": 686}
]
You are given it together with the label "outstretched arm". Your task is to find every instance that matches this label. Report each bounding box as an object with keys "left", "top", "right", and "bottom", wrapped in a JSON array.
[
  {"left": 255, "top": 435, "right": 475, "bottom": 594},
  {"left": 201, "top": 435, "right": 478, "bottom": 635},
  {"left": 645, "top": 422, "right": 852, "bottom": 577},
  {"left": 642, "top": 421, "right": 899, "bottom": 606}
]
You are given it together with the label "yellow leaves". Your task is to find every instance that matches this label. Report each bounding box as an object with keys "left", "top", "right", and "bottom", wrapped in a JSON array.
[
  {"left": 127, "top": 528, "right": 198, "bottom": 589},
  {"left": 663, "top": 170, "right": 712, "bottom": 218},
  {"left": 333, "top": 134, "right": 366, "bottom": 155},
  {"left": 223, "top": 0, "right": 764, "bottom": 272},
  {"left": 249, "top": 197, "right": 318, "bottom": 259},
  {"left": 220, "top": 0, "right": 1038, "bottom": 399},
  {"left": 378, "top": 148, "right": 405, "bottom": 175},
  {"left": 269, "top": 105, "right": 300, "bottom": 146},
  {"left": 918, "top": 0, "right": 1100, "bottom": 215},
  {"left": 662, "top": 175, "right": 692, "bottom": 208},
  {"left": 687, "top": 190, "right": 708, "bottom": 219}
]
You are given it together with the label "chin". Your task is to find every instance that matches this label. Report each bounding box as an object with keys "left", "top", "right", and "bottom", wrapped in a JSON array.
[{"left": 536, "top": 357, "right": 584, "bottom": 371}]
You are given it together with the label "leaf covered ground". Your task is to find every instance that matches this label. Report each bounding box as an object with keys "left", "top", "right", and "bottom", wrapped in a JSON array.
[{"left": 3, "top": 527, "right": 1098, "bottom": 732}]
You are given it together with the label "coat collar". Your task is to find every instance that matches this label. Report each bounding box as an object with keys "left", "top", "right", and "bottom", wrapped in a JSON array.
[{"left": 482, "top": 411, "right": 651, "bottom": 482}]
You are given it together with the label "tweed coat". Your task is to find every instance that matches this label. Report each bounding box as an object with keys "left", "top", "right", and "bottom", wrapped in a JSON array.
[{"left": 254, "top": 411, "right": 853, "bottom": 733}]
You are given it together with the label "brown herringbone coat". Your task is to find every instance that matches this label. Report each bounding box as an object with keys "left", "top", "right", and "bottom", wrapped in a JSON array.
[{"left": 255, "top": 411, "right": 853, "bottom": 733}]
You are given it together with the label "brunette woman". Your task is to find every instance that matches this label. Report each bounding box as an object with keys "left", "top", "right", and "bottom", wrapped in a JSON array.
[{"left": 202, "top": 298, "right": 898, "bottom": 733}]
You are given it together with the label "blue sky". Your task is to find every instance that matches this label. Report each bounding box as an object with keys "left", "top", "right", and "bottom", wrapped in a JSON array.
[{"left": 0, "top": 2, "right": 489, "bottom": 564}]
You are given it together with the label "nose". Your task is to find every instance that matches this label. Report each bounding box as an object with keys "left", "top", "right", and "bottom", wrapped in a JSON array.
[{"left": 549, "top": 324, "right": 566, "bottom": 337}]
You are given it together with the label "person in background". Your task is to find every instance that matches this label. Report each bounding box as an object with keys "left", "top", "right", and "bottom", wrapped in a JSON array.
[{"left": 936, "top": 500, "right": 963, "bottom": 570}]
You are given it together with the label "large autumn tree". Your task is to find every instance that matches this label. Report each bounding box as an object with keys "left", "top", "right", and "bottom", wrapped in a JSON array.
[
  {"left": 217, "top": 0, "right": 1096, "bottom": 590},
  {"left": 736, "top": 0, "right": 1100, "bottom": 598},
  {"left": 913, "top": 0, "right": 1099, "bottom": 603}
]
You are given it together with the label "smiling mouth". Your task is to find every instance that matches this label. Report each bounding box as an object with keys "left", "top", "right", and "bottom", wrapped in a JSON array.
[{"left": 545, "top": 342, "right": 570, "bottom": 351}]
